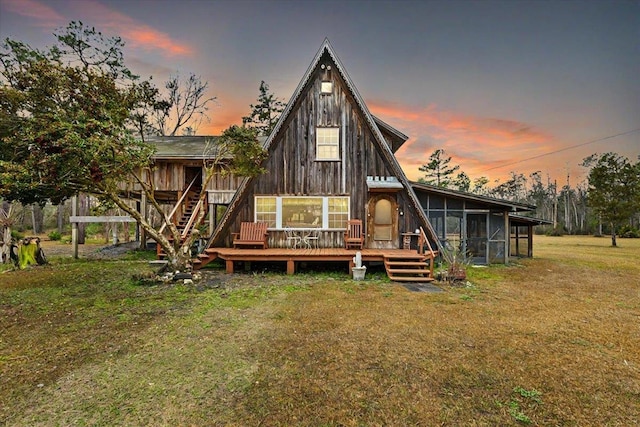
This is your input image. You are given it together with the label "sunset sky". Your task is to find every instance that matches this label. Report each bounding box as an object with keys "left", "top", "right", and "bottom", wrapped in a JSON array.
[{"left": 1, "top": 0, "right": 638, "bottom": 185}]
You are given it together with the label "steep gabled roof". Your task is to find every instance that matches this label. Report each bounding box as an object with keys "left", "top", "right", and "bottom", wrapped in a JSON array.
[{"left": 208, "top": 39, "right": 442, "bottom": 253}]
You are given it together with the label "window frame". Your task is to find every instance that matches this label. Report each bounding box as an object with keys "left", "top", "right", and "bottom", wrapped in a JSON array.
[
  {"left": 315, "top": 127, "right": 340, "bottom": 161},
  {"left": 321, "top": 80, "right": 333, "bottom": 94},
  {"left": 255, "top": 195, "right": 350, "bottom": 230}
]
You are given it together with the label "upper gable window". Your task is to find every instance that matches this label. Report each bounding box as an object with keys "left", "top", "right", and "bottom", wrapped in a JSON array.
[
  {"left": 316, "top": 127, "right": 340, "bottom": 161},
  {"left": 321, "top": 81, "right": 333, "bottom": 94}
]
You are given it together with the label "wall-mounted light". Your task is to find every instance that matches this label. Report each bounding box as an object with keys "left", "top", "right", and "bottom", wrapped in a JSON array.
[{"left": 321, "top": 64, "right": 333, "bottom": 94}]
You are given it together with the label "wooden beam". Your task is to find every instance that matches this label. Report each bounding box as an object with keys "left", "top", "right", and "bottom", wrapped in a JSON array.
[
  {"left": 504, "top": 212, "right": 509, "bottom": 264},
  {"left": 70, "top": 216, "right": 136, "bottom": 223}
]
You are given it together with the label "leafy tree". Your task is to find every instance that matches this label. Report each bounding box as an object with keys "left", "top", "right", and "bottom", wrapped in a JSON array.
[
  {"left": 242, "top": 80, "right": 286, "bottom": 136},
  {"left": 0, "top": 22, "right": 265, "bottom": 271},
  {"left": 418, "top": 149, "right": 460, "bottom": 188},
  {"left": 582, "top": 152, "right": 640, "bottom": 246},
  {"left": 453, "top": 171, "right": 471, "bottom": 192},
  {"left": 471, "top": 176, "right": 491, "bottom": 195},
  {"left": 152, "top": 73, "right": 216, "bottom": 136},
  {"left": 491, "top": 172, "right": 527, "bottom": 202}
]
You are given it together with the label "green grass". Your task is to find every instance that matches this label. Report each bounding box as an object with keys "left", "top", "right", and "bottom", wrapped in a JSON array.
[{"left": 1, "top": 235, "right": 639, "bottom": 425}]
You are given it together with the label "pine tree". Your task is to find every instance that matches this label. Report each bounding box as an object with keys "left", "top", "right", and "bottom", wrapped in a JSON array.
[{"left": 242, "top": 81, "right": 286, "bottom": 136}]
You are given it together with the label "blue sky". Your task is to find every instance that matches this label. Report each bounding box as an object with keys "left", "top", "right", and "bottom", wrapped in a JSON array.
[{"left": 1, "top": 0, "right": 638, "bottom": 184}]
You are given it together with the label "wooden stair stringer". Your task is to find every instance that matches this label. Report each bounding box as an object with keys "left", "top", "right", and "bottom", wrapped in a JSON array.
[{"left": 192, "top": 248, "right": 218, "bottom": 270}]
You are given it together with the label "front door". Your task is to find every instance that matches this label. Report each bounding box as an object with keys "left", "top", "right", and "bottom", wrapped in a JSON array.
[{"left": 366, "top": 194, "right": 399, "bottom": 249}]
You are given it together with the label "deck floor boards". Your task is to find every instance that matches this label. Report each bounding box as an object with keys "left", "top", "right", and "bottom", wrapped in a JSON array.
[{"left": 199, "top": 247, "right": 431, "bottom": 276}]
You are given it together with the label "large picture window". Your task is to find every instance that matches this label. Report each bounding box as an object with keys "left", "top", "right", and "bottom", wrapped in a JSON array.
[
  {"left": 255, "top": 196, "right": 349, "bottom": 230},
  {"left": 316, "top": 127, "right": 340, "bottom": 160}
]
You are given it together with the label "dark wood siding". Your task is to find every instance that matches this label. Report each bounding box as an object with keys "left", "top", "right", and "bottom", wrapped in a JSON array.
[{"left": 220, "top": 51, "right": 421, "bottom": 248}]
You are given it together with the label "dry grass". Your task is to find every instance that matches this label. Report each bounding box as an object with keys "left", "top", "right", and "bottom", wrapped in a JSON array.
[{"left": 1, "top": 236, "right": 638, "bottom": 426}]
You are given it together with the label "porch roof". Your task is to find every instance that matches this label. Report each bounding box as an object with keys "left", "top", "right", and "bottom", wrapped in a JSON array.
[
  {"left": 146, "top": 136, "right": 268, "bottom": 160},
  {"left": 509, "top": 214, "right": 553, "bottom": 226},
  {"left": 411, "top": 182, "right": 536, "bottom": 212}
]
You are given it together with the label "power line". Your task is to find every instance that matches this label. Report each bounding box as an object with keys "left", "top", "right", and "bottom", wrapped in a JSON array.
[{"left": 482, "top": 128, "right": 640, "bottom": 172}]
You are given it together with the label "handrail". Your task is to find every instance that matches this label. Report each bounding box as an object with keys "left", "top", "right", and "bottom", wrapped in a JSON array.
[
  {"left": 181, "top": 198, "right": 205, "bottom": 240},
  {"left": 417, "top": 226, "right": 436, "bottom": 256},
  {"left": 418, "top": 226, "right": 437, "bottom": 277},
  {"left": 158, "top": 175, "right": 199, "bottom": 235}
]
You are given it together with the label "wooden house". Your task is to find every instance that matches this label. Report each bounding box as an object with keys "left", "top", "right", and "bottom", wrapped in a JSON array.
[
  {"left": 130, "top": 39, "right": 547, "bottom": 275},
  {"left": 205, "top": 39, "right": 440, "bottom": 250}
]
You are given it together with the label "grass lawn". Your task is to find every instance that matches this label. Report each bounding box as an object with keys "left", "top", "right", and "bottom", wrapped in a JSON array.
[{"left": 1, "top": 235, "right": 638, "bottom": 426}]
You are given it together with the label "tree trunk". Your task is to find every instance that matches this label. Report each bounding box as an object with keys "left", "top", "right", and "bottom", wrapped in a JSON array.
[
  {"left": 78, "top": 194, "right": 88, "bottom": 244},
  {"left": 31, "top": 204, "right": 44, "bottom": 235},
  {"left": 57, "top": 203, "right": 65, "bottom": 233},
  {"left": 1, "top": 201, "right": 10, "bottom": 264},
  {"left": 611, "top": 224, "right": 617, "bottom": 247}
]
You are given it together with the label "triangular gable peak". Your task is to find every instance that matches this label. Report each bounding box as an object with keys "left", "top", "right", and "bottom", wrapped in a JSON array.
[{"left": 209, "top": 39, "right": 441, "bottom": 252}]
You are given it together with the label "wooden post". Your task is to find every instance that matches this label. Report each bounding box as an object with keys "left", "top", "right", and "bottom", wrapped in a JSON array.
[
  {"left": 528, "top": 225, "right": 533, "bottom": 257},
  {"left": 139, "top": 168, "right": 148, "bottom": 249},
  {"left": 504, "top": 213, "right": 509, "bottom": 264},
  {"left": 209, "top": 203, "right": 215, "bottom": 236},
  {"left": 515, "top": 225, "right": 520, "bottom": 257},
  {"left": 71, "top": 196, "right": 78, "bottom": 259},
  {"left": 139, "top": 191, "right": 147, "bottom": 249}
]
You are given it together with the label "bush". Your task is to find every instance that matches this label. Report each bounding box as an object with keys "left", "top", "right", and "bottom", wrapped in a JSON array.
[
  {"left": 48, "top": 230, "right": 62, "bottom": 241},
  {"left": 618, "top": 225, "right": 639, "bottom": 238},
  {"left": 545, "top": 227, "right": 565, "bottom": 237},
  {"left": 11, "top": 229, "right": 24, "bottom": 240}
]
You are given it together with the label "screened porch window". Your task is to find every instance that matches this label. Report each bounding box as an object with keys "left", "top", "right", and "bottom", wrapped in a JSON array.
[
  {"left": 255, "top": 196, "right": 349, "bottom": 230},
  {"left": 316, "top": 127, "right": 340, "bottom": 160}
]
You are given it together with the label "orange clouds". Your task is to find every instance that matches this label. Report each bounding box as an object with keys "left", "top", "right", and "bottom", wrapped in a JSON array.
[
  {"left": 126, "top": 28, "right": 193, "bottom": 56},
  {"left": 369, "top": 101, "right": 555, "bottom": 181},
  {"left": 5, "top": 0, "right": 193, "bottom": 57},
  {"left": 72, "top": 0, "right": 194, "bottom": 57},
  {"left": 2, "top": 0, "right": 65, "bottom": 27}
]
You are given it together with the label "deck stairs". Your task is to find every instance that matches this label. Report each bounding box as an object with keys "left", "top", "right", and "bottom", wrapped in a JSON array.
[
  {"left": 193, "top": 248, "right": 217, "bottom": 269},
  {"left": 383, "top": 253, "right": 434, "bottom": 282}
]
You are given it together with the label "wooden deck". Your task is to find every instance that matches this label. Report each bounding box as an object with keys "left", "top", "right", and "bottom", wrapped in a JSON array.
[{"left": 198, "top": 247, "right": 434, "bottom": 279}]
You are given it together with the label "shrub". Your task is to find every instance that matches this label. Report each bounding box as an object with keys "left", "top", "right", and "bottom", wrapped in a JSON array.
[
  {"left": 48, "top": 230, "right": 62, "bottom": 241},
  {"left": 11, "top": 229, "right": 24, "bottom": 240},
  {"left": 545, "top": 226, "right": 565, "bottom": 237},
  {"left": 618, "top": 225, "right": 639, "bottom": 238}
]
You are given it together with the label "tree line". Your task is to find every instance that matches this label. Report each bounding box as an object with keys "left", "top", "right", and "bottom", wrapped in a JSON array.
[{"left": 418, "top": 149, "right": 640, "bottom": 246}]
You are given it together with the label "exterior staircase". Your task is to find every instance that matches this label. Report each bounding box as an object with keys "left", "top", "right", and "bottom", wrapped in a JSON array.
[
  {"left": 384, "top": 253, "right": 434, "bottom": 282},
  {"left": 157, "top": 189, "right": 206, "bottom": 260}
]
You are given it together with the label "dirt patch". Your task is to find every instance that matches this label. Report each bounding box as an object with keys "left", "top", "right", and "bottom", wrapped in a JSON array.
[{"left": 38, "top": 239, "right": 139, "bottom": 259}]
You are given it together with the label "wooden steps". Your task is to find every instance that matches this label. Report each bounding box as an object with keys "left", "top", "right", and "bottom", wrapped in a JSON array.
[
  {"left": 384, "top": 253, "right": 434, "bottom": 282},
  {"left": 192, "top": 248, "right": 217, "bottom": 270}
]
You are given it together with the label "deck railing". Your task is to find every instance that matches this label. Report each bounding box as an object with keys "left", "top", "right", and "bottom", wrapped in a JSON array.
[
  {"left": 158, "top": 175, "right": 199, "bottom": 235},
  {"left": 418, "top": 226, "right": 437, "bottom": 276},
  {"left": 180, "top": 198, "right": 205, "bottom": 241}
]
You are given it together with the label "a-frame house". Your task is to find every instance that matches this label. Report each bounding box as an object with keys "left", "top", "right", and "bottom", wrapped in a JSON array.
[{"left": 195, "top": 39, "right": 442, "bottom": 280}]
